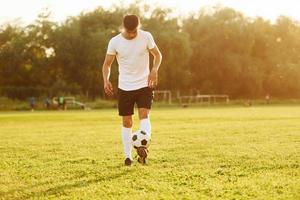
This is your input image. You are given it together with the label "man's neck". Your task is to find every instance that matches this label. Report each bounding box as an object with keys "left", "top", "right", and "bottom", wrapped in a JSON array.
[{"left": 121, "top": 30, "right": 139, "bottom": 40}]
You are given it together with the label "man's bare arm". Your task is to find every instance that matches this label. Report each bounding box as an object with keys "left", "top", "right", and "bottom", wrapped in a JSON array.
[
  {"left": 148, "top": 46, "right": 162, "bottom": 88},
  {"left": 102, "top": 54, "right": 116, "bottom": 96}
]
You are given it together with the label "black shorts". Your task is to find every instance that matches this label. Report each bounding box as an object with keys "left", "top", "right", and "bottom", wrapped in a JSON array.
[{"left": 118, "top": 87, "right": 154, "bottom": 116}]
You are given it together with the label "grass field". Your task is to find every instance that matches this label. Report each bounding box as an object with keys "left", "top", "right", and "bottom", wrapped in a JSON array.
[{"left": 0, "top": 106, "right": 299, "bottom": 199}]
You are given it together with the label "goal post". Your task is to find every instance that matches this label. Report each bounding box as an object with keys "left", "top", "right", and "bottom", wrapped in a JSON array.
[
  {"left": 153, "top": 90, "right": 172, "bottom": 104},
  {"left": 176, "top": 91, "right": 229, "bottom": 106}
]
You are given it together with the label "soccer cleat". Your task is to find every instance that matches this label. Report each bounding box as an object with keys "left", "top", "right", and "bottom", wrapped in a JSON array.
[
  {"left": 124, "top": 158, "right": 132, "bottom": 166},
  {"left": 136, "top": 147, "right": 148, "bottom": 165}
]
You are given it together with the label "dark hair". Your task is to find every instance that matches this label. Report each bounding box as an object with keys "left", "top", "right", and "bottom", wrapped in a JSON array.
[{"left": 123, "top": 15, "right": 139, "bottom": 31}]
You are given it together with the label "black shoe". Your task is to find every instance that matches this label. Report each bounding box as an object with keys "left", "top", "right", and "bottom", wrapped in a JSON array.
[
  {"left": 136, "top": 147, "right": 148, "bottom": 165},
  {"left": 124, "top": 158, "right": 132, "bottom": 166}
]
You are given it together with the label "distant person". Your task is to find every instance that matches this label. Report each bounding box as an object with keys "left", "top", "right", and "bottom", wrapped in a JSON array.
[
  {"left": 102, "top": 14, "right": 162, "bottom": 166},
  {"left": 63, "top": 97, "right": 67, "bottom": 110},
  {"left": 58, "top": 96, "right": 65, "bottom": 110},
  {"left": 29, "top": 97, "right": 36, "bottom": 111},
  {"left": 44, "top": 97, "right": 51, "bottom": 109},
  {"left": 265, "top": 94, "right": 270, "bottom": 104},
  {"left": 244, "top": 99, "right": 252, "bottom": 107}
]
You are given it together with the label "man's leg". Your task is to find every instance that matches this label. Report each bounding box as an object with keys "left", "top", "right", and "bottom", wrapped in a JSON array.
[
  {"left": 137, "top": 87, "right": 153, "bottom": 137},
  {"left": 136, "top": 87, "right": 154, "bottom": 164},
  {"left": 122, "top": 115, "right": 133, "bottom": 165},
  {"left": 118, "top": 88, "right": 135, "bottom": 166},
  {"left": 138, "top": 108, "right": 151, "bottom": 137}
]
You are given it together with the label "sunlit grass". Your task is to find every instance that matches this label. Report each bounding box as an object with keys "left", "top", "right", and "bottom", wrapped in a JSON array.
[{"left": 0, "top": 106, "right": 299, "bottom": 199}]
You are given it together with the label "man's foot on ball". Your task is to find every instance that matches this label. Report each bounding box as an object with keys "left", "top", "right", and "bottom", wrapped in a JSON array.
[
  {"left": 136, "top": 147, "right": 148, "bottom": 165},
  {"left": 124, "top": 158, "right": 132, "bottom": 166}
]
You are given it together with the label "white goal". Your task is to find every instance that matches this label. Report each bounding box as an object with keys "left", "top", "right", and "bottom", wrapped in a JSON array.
[{"left": 153, "top": 90, "right": 172, "bottom": 104}]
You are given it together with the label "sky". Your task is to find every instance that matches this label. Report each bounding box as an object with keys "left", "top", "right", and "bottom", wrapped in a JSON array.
[{"left": 0, "top": 0, "right": 299, "bottom": 25}]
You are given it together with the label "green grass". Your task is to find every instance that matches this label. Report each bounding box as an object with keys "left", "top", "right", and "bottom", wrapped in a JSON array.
[{"left": 0, "top": 106, "right": 299, "bottom": 199}]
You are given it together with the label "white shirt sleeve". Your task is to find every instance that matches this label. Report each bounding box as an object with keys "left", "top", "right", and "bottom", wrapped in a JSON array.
[
  {"left": 147, "top": 32, "right": 156, "bottom": 50},
  {"left": 106, "top": 38, "right": 116, "bottom": 55}
]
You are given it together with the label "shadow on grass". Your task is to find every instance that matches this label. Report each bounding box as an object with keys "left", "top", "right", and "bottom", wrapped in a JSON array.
[{"left": 1, "top": 164, "right": 133, "bottom": 200}]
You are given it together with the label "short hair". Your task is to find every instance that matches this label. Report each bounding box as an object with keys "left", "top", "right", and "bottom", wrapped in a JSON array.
[{"left": 123, "top": 15, "right": 139, "bottom": 31}]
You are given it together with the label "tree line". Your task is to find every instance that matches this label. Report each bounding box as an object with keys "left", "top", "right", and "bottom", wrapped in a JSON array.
[{"left": 0, "top": 3, "right": 300, "bottom": 100}]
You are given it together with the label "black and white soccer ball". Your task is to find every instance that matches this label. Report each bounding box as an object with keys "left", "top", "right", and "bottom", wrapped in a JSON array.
[{"left": 132, "top": 130, "right": 151, "bottom": 148}]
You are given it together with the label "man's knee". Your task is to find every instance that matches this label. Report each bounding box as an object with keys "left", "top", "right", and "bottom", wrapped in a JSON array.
[
  {"left": 139, "top": 109, "right": 149, "bottom": 120},
  {"left": 122, "top": 117, "right": 133, "bottom": 128}
]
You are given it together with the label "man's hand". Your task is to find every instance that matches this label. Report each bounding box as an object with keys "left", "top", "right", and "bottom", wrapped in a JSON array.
[
  {"left": 148, "top": 69, "right": 158, "bottom": 88},
  {"left": 104, "top": 81, "right": 114, "bottom": 96},
  {"left": 102, "top": 54, "right": 115, "bottom": 96},
  {"left": 148, "top": 46, "right": 162, "bottom": 89}
]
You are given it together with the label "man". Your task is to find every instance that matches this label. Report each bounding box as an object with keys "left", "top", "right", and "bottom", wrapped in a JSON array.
[
  {"left": 29, "top": 96, "right": 36, "bottom": 111},
  {"left": 58, "top": 96, "right": 65, "bottom": 110},
  {"left": 44, "top": 97, "right": 51, "bottom": 109},
  {"left": 102, "top": 14, "right": 162, "bottom": 166}
]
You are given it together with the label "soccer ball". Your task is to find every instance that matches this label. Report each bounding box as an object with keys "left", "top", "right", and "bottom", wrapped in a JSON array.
[{"left": 132, "top": 130, "right": 151, "bottom": 148}]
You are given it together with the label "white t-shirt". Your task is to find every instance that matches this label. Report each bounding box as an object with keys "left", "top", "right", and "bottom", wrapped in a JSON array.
[{"left": 106, "top": 30, "right": 156, "bottom": 91}]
